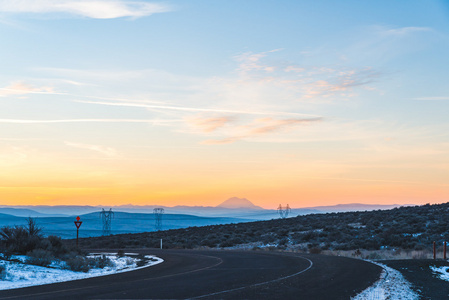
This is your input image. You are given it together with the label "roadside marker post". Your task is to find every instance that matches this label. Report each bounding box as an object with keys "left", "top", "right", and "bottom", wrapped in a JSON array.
[
  {"left": 74, "top": 216, "right": 83, "bottom": 247},
  {"left": 443, "top": 241, "right": 446, "bottom": 259},
  {"left": 433, "top": 241, "right": 436, "bottom": 260}
]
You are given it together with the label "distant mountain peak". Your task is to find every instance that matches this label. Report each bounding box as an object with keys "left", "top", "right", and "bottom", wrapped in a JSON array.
[{"left": 217, "top": 197, "right": 262, "bottom": 209}]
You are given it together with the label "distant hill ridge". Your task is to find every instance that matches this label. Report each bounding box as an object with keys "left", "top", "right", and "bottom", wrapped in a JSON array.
[
  {"left": 73, "top": 201, "right": 449, "bottom": 252},
  {"left": 1, "top": 201, "right": 413, "bottom": 218}
]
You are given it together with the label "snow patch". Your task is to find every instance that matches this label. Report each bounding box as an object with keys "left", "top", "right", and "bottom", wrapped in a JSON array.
[
  {"left": 430, "top": 265, "right": 449, "bottom": 282},
  {"left": 352, "top": 261, "right": 419, "bottom": 300},
  {"left": 0, "top": 253, "right": 163, "bottom": 290}
]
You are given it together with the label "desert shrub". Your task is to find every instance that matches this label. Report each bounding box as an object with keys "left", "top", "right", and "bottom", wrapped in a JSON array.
[
  {"left": 26, "top": 249, "right": 55, "bottom": 267},
  {"left": 136, "top": 259, "right": 146, "bottom": 267},
  {"left": 0, "top": 264, "right": 7, "bottom": 280},
  {"left": 25, "top": 217, "right": 42, "bottom": 238},
  {"left": 117, "top": 249, "right": 125, "bottom": 257},
  {"left": 277, "top": 244, "right": 287, "bottom": 250},
  {"left": 261, "top": 234, "right": 276, "bottom": 244},
  {"left": 0, "top": 249, "right": 12, "bottom": 260},
  {"left": 0, "top": 226, "right": 30, "bottom": 254},
  {"left": 414, "top": 244, "right": 425, "bottom": 251},
  {"left": 0, "top": 218, "right": 43, "bottom": 255},
  {"left": 220, "top": 240, "right": 234, "bottom": 248},
  {"left": 125, "top": 257, "right": 134, "bottom": 266},
  {"left": 136, "top": 254, "right": 145, "bottom": 260},
  {"left": 278, "top": 238, "right": 288, "bottom": 246},
  {"left": 309, "top": 247, "right": 322, "bottom": 254},
  {"left": 88, "top": 255, "right": 114, "bottom": 269},
  {"left": 46, "top": 235, "right": 69, "bottom": 257},
  {"left": 201, "top": 238, "right": 218, "bottom": 248},
  {"left": 65, "top": 255, "right": 91, "bottom": 272}
]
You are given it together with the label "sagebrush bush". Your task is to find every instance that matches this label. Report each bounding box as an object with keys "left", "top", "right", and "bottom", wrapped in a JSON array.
[
  {"left": 136, "top": 259, "right": 146, "bottom": 267},
  {"left": 0, "top": 264, "right": 7, "bottom": 280},
  {"left": 308, "top": 247, "right": 322, "bottom": 254},
  {"left": 46, "top": 235, "right": 69, "bottom": 257},
  {"left": 26, "top": 249, "right": 55, "bottom": 267},
  {"left": 89, "top": 255, "right": 114, "bottom": 269},
  {"left": 0, "top": 218, "right": 43, "bottom": 255},
  {"left": 65, "top": 254, "right": 91, "bottom": 272}
]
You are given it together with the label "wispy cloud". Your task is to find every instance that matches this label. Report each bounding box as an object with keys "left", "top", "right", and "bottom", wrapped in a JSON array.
[
  {"left": 302, "top": 68, "right": 379, "bottom": 99},
  {"left": 65, "top": 141, "right": 118, "bottom": 157},
  {"left": 341, "top": 25, "right": 436, "bottom": 66},
  {"left": 413, "top": 97, "right": 449, "bottom": 101},
  {"left": 0, "top": 0, "right": 171, "bottom": 19},
  {"left": 0, "top": 82, "right": 56, "bottom": 97},
  {"left": 231, "top": 50, "right": 380, "bottom": 101},
  {"left": 201, "top": 137, "right": 238, "bottom": 145},
  {"left": 185, "top": 116, "right": 234, "bottom": 133},
  {"left": 202, "top": 117, "right": 322, "bottom": 145},
  {"left": 18, "top": 51, "right": 378, "bottom": 145},
  {"left": 382, "top": 26, "right": 431, "bottom": 36},
  {"left": 235, "top": 49, "right": 283, "bottom": 74},
  {"left": 248, "top": 117, "right": 321, "bottom": 134}
]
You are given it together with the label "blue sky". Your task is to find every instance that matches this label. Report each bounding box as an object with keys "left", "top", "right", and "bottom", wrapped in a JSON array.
[{"left": 0, "top": 0, "right": 448, "bottom": 207}]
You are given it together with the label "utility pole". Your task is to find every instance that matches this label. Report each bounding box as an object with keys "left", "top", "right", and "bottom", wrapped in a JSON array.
[
  {"left": 153, "top": 208, "right": 164, "bottom": 231},
  {"left": 277, "top": 204, "right": 291, "bottom": 219},
  {"left": 100, "top": 208, "right": 114, "bottom": 236}
]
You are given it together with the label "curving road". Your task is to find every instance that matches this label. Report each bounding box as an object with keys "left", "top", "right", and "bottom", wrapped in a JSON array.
[{"left": 0, "top": 249, "right": 381, "bottom": 300}]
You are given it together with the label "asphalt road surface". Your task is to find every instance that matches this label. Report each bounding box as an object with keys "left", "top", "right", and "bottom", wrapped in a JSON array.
[{"left": 0, "top": 249, "right": 381, "bottom": 300}]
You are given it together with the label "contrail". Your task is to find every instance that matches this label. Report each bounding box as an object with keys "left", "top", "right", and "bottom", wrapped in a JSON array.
[
  {"left": 0, "top": 119, "right": 181, "bottom": 124},
  {"left": 75, "top": 100, "right": 322, "bottom": 118},
  {"left": 1, "top": 86, "right": 323, "bottom": 118}
]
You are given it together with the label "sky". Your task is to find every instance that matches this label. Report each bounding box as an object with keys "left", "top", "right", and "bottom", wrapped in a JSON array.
[{"left": 0, "top": 0, "right": 448, "bottom": 209}]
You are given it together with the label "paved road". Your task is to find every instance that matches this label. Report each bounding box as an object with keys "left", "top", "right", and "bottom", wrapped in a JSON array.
[{"left": 0, "top": 249, "right": 381, "bottom": 300}]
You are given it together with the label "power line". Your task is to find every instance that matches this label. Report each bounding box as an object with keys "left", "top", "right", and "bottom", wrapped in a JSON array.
[
  {"left": 153, "top": 208, "right": 164, "bottom": 231},
  {"left": 100, "top": 208, "right": 114, "bottom": 236},
  {"left": 277, "top": 204, "right": 291, "bottom": 219}
]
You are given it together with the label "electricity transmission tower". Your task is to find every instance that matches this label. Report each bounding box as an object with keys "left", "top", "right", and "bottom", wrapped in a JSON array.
[
  {"left": 277, "top": 204, "right": 291, "bottom": 219},
  {"left": 100, "top": 208, "right": 114, "bottom": 236},
  {"left": 153, "top": 208, "right": 164, "bottom": 231}
]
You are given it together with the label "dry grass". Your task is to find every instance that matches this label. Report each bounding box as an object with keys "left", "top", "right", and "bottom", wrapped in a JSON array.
[{"left": 321, "top": 248, "right": 437, "bottom": 260}]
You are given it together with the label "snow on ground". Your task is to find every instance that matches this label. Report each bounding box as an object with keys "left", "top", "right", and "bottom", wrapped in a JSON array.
[
  {"left": 430, "top": 265, "right": 449, "bottom": 282},
  {"left": 0, "top": 253, "right": 163, "bottom": 290},
  {"left": 352, "top": 261, "right": 419, "bottom": 300}
]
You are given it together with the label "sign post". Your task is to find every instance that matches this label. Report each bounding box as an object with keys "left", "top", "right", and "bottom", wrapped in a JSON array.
[
  {"left": 445, "top": 241, "right": 447, "bottom": 260},
  {"left": 433, "top": 241, "right": 436, "bottom": 260},
  {"left": 74, "top": 216, "right": 82, "bottom": 247}
]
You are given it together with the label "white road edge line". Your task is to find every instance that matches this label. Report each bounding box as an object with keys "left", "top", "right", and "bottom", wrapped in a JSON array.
[{"left": 189, "top": 255, "right": 313, "bottom": 299}]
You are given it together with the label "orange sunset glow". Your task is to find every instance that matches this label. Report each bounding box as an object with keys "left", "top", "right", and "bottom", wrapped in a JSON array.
[{"left": 0, "top": 1, "right": 448, "bottom": 209}]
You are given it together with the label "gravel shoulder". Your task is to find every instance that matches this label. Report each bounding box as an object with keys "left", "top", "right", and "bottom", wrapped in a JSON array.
[{"left": 382, "top": 259, "right": 449, "bottom": 300}]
